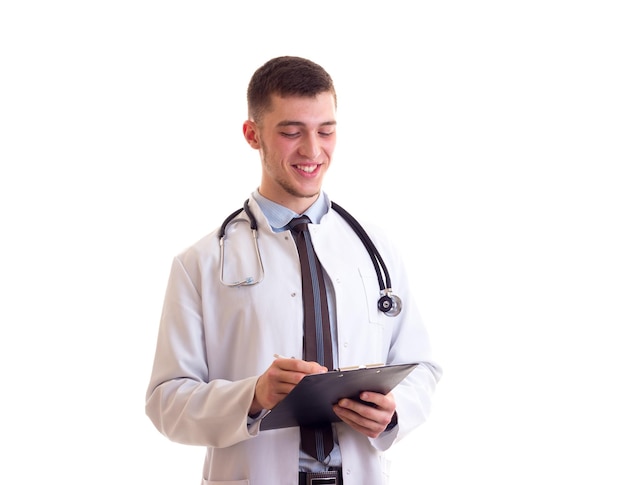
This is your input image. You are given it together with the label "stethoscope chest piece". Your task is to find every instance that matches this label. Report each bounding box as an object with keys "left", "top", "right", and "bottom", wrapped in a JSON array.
[{"left": 378, "top": 291, "right": 403, "bottom": 317}]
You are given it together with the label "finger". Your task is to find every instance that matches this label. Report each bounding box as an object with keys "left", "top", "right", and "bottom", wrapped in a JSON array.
[
  {"left": 335, "top": 397, "right": 395, "bottom": 432},
  {"left": 333, "top": 404, "right": 385, "bottom": 437},
  {"left": 285, "top": 358, "right": 326, "bottom": 373},
  {"left": 358, "top": 391, "right": 395, "bottom": 412}
]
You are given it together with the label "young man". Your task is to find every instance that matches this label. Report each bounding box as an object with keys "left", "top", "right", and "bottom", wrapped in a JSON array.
[{"left": 146, "top": 56, "right": 442, "bottom": 485}]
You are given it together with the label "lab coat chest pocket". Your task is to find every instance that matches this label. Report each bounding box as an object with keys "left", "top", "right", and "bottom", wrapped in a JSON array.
[
  {"left": 358, "top": 266, "right": 384, "bottom": 326},
  {"left": 334, "top": 266, "right": 386, "bottom": 363}
]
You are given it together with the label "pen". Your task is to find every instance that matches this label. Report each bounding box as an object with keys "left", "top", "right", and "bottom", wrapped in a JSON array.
[{"left": 273, "top": 353, "right": 293, "bottom": 359}]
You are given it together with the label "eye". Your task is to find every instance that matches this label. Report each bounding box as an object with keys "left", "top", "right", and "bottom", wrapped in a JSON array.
[
  {"left": 280, "top": 132, "right": 300, "bottom": 138},
  {"left": 318, "top": 130, "right": 334, "bottom": 137}
]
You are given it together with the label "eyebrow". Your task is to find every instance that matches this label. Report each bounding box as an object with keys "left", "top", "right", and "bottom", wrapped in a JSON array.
[{"left": 276, "top": 120, "right": 337, "bottom": 128}]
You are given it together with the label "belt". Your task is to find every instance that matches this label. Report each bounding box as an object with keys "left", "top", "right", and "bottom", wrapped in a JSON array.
[{"left": 298, "top": 469, "right": 342, "bottom": 485}]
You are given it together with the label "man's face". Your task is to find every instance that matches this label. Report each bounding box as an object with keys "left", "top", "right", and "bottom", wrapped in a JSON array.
[{"left": 243, "top": 92, "right": 337, "bottom": 214}]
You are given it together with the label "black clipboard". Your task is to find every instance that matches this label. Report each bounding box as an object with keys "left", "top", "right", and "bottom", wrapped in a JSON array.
[{"left": 259, "top": 362, "right": 419, "bottom": 431}]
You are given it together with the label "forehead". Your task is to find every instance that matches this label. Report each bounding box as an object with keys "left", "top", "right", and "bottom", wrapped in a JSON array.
[{"left": 263, "top": 92, "right": 336, "bottom": 125}]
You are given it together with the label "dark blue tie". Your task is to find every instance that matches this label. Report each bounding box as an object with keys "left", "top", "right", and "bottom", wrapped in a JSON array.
[{"left": 288, "top": 216, "right": 334, "bottom": 462}]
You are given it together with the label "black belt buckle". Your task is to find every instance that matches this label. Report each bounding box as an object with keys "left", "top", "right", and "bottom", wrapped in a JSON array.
[
  {"left": 301, "top": 470, "right": 340, "bottom": 485},
  {"left": 309, "top": 479, "right": 336, "bottom": 485}
]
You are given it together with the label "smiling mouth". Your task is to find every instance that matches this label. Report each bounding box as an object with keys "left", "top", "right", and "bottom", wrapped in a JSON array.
[{"left": 295, "top": 164, "right": 318, "bottom": 173}]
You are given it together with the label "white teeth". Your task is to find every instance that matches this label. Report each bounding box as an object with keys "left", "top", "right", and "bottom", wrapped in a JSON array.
[{"left": 296, "top": 165, "right": 316, "bottom": 173}]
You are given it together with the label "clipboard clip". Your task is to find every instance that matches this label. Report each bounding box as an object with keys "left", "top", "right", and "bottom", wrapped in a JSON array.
[{"left": 335, "top": 362, "right": 385, "bottom": 371}]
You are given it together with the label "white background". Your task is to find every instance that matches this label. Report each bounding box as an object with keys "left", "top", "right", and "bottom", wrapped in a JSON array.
[{"left": 1, "top": 1, "right": 625, "bottom": 484}]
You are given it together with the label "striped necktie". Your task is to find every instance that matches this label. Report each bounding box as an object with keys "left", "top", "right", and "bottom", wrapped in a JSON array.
[{"left": 288, "top": 216, "right": 334, "bottom": 462}]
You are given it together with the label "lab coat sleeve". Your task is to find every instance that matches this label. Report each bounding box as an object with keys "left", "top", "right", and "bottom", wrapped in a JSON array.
[
  {"left": 145, "top": 256, "right": 259, "bottom": 448},
  {"left": 364, "top": 226, "right": 443, "bottom": 451},
  {"left": 369, "top": 363, "right": 439, "bottom": 451}
]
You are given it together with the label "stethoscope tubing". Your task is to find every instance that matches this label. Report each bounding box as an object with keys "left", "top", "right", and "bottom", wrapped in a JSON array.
[
  {"left": 219, "top": 199, "right": 401, "bottom": 315},
  {"left": 330, "top": 202, "right": 392, "bottom": 293}
]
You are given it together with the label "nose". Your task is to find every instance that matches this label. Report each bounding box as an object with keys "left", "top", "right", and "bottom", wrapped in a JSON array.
[{"left": 298, "top": 132, "right": 321, "bottom": 160}]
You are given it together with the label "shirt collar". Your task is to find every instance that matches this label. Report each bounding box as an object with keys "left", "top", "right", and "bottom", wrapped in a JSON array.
[{"left": 251, "top": 189, "right": 330, "bottom": 232}]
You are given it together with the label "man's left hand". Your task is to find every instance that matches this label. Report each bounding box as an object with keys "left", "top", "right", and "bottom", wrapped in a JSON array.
[{"left": 332, "top": 391, "right": 397, "bottom": 438}]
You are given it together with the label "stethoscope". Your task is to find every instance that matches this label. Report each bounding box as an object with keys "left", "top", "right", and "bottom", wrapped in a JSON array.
[{"left": 218, "top": 199, "right": 402, "bottom": 317}]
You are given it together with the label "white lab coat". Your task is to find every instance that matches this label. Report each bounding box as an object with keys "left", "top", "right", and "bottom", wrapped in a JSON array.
[{"left": 145, "top": 196, "right": 442, "bottom": 485}]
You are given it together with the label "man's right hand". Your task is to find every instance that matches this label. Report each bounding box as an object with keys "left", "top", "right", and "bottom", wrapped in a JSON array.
[{"left": 249, "top": 357, "right": 327, "bottom": 416}]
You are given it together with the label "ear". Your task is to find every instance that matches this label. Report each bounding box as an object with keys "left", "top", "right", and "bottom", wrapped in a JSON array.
[{"left": 243, "top": 120, "right": 261, "bottom": 149}]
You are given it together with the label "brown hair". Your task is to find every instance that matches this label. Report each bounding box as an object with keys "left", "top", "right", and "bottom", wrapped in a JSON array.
[{"left": 247, "top": 56, "right": 336, "bottom": 122}]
